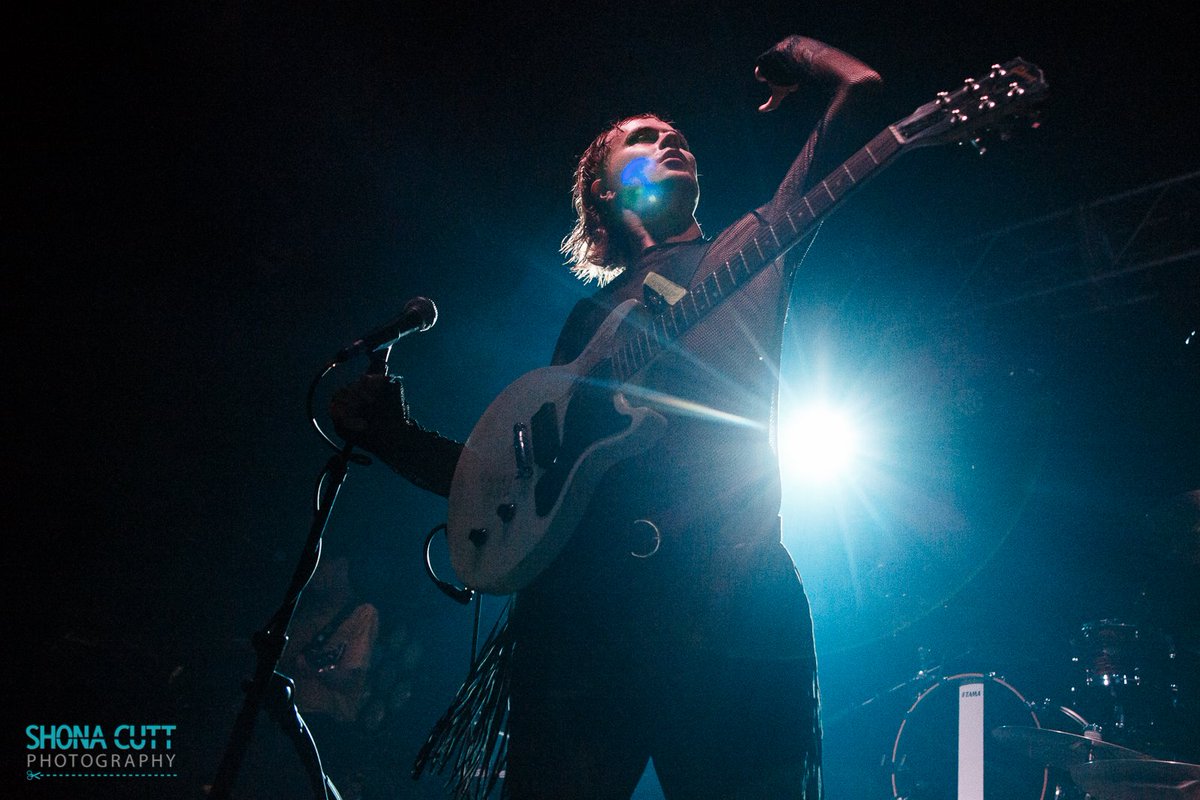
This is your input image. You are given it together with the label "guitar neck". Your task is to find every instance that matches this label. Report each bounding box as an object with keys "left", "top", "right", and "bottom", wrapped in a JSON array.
[{"left": 610, "top": 125, "right": 906, "bottom": 382}]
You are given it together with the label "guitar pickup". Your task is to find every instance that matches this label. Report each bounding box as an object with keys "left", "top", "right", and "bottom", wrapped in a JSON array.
[
  {"left": 512, "top": 423, "right": 533, "bottom": 478},
  {"left": 530, "top": 402, "right": 561, "bottom": 468}
]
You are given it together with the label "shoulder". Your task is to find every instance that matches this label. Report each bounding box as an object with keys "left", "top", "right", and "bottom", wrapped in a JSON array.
[{"left": 550, "top": 278, "right": 634, "bottom": 365}]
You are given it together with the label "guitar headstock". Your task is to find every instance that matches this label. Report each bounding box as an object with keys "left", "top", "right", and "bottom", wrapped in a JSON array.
[{"left": 893, "top": 58, "right": 1048, "bottom": 151}]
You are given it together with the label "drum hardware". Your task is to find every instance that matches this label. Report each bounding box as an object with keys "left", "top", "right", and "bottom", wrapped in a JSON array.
[
  {"left": 991, "top": 726, "right": 1154, "bottom": 770},
  {"left": 1069, "top": 618, "right": 1188, "bottom": 756},
  {"left": 1068, "top": 757, "right": 1200, "bottom": 800},
  {"left": 890, "top": 672, "right": 1061, "bottom": 800}
]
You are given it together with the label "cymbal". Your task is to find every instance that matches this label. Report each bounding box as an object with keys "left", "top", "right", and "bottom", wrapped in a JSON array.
[
  {"left": 991, "top": 726, "right": 1153, "bottom": 769},
  {"left": 1069, "top": 758, "right": 1200, "bottom": 800}
]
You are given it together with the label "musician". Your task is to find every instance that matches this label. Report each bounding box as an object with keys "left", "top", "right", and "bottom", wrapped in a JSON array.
[
  {"left": 332, "top": 34, "right": 880, "bottom": 799},
  {"left": 283, "top": 554, "right": 379, "bottom": 728}
]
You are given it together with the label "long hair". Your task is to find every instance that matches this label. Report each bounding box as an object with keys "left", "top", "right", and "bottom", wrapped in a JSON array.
[{"left": 560, "top": 113, "right": 668, "bottom": 286}]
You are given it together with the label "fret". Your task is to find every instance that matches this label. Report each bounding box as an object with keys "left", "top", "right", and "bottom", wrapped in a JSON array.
[
  {"left": 752, "top": 237, "right": 765, "bottom": 262},
  {"left": 705, "top": 273, "right": 719, "bottom": 302},
  {"left": 735, "top": 251, "right": 752, "bottom": 282},
  {"left": 864, "top": 143, "right": 880, "bottom": 165},
  {"left": 784, "top": 210, "right": 798, "bottom": 234},
  {"left": 767, "top": 223, "right": 781, "bottom": 250},
  {"left": 813, "top": 187, "right": 835, "bottom": 216},
  {"left": 666, "top": 308, "right": 681, "bottom": 338},
  {"left": 851, "top": 151, "right": 868, "bottom": 181},
  {"left": 841, "top": 163, "right": 856, "bottom": 184},
  {"left": 719, "top": 261, "right": 733, "bottom": 289},
  {"left": 825, "top": 168, "right": 853, "bottom": 199},
  {"left": 682, "top": 295, "right": 698, "bottom": 326},
  {"left": 654, "top": 316, "right": 669, "bottom": 346},
  {"left": 698, "top": 281, "right": 712, "bottom": 311},
  {"left": 715, "top": 266, "right": 734, "bottom": 297},
  {"left": 820, "top": 179, "right": 836, "bottom": 202},
  {"left": 707, "top": 272, "right": 723, "bottom": 302}
]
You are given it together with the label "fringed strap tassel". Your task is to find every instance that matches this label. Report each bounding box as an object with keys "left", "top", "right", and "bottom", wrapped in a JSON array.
[{"left": 412, "top": 603, "right": 514, "bottom": 800}]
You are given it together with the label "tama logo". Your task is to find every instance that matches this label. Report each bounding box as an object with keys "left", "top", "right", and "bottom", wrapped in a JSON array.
[{"left": 960, "top": 689, "right": 982, "bottom": 697}]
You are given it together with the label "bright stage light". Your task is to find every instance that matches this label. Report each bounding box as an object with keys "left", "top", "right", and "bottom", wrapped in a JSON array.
[{"left": 778, "top": 402, "right": 863, "bottom": 486}]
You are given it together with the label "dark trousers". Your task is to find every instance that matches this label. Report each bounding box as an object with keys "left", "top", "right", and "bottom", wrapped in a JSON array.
[{"left": 503, "top": 541, "right": 821, "bottom": 800}]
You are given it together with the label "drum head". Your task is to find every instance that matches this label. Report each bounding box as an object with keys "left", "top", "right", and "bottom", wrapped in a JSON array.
[{"left": 891, "top": 673, "right": 1049, "bottom": 800}]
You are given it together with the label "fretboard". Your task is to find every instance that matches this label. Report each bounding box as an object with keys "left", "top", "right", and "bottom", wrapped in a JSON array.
[{"left": 611, "top": 124, "right": 905, "bottom": 382}]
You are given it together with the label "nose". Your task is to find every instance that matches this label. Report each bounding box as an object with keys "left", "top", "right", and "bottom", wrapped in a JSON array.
[{"left": 659, "top": 129, "right": 685, "bottom": 150}]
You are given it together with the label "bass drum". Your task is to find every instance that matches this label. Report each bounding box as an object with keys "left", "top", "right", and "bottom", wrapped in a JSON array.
[{"left": 891, "top": 673, "right": 1061, "bottom": 800}]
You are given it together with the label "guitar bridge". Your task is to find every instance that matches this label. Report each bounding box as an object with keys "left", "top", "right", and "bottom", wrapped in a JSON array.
[{"left": 512, "top": 423, "right": 533, "bottom": 479}]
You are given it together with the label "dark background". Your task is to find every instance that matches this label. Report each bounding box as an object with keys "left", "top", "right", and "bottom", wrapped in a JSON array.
[{"left": 9, "top": 2, "right": 1198, "bottom": 798}]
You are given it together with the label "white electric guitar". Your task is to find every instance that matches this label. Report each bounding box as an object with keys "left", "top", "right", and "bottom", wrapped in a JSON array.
[{"left": 447, "top": 59, "right": 1048, "bottom": 594}]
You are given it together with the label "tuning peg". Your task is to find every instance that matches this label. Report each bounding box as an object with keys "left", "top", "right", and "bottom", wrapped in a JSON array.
[
  {"left": 989, "top": 64, "right": 1008, "bottom": 79},
  {"left": 963, "top": 78, "right": 981, "bottom": 92},
  {"left": 1006, "top": 82, "right": 1027, "bottom": 98},
  {"left": 977, "top": 95, "right": 997, "bottom": 111},
  {"left": 936, "top": 90, "right": 952, "bottom": 107}
]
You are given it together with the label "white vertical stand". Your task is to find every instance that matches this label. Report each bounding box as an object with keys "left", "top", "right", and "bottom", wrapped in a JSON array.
[{"left": 958, "top": 681, "right": 985, "bottom": 800}]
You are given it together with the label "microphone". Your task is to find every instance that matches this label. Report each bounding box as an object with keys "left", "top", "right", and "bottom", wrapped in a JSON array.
[{"left": 330, "top": 296, "right": 438, "bottom": 365}]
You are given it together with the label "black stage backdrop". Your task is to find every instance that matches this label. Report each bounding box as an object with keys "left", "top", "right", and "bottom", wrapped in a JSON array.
[{"left": 8, "top": 2, "right": 1198, "bottom": 799}]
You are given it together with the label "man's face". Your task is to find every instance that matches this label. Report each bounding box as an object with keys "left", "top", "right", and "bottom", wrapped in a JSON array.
[{"left": 598, "top": 116, "right": 699, "bottom": 216}]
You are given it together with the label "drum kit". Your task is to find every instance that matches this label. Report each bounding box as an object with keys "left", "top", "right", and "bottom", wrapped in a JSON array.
[
  {"left": 887, "top": 648, "right": 1199, "bottom": 800},
  {"left": 886, "top": 493, "right": 1200, "bottom": 799}
]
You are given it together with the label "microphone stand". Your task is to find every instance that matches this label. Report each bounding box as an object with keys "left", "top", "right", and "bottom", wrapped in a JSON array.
[{"left": 208, "top": 346, "right": 394, "bottom": 800}]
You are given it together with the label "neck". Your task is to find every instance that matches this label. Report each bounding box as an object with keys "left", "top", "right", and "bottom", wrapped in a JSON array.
[{"left": 621, "top": 210, "right": 702, "bottom": 256}]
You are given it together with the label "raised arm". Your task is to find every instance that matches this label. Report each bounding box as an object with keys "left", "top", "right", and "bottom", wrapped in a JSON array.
[{"left": 754, "top": 35, "right": 882, "bottom": 212}]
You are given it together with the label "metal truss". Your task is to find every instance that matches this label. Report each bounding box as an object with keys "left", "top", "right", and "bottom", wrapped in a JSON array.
[{"left": 935, "top": 170, "right": 1200, "bottom": 322}]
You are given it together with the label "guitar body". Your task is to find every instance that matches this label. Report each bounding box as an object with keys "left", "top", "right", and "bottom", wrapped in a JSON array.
[{"left": 447, "top": 300, "right": 667, "bottom": 594}]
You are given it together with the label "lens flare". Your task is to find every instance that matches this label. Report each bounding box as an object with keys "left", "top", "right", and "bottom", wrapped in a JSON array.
[{"left": 620, "top": 157, "right": 661, "bottom": 206}]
